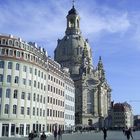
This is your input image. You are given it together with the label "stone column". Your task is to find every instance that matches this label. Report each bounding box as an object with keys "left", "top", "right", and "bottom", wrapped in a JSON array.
[
  {"left": 8, "top": 123, "right": 11, "bottom": 137},
  {"left": 24, "top": 123, "right": 26, "bottom": 136}
]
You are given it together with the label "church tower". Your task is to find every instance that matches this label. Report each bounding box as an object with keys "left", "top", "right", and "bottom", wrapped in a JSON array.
[{"left": 54, "top": 5, "right": 111, "bottom": 127}]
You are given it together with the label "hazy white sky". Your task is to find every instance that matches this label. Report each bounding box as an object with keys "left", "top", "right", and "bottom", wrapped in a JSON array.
[{"left": 0, "top": 0, "right": 140, "bottom": 114}]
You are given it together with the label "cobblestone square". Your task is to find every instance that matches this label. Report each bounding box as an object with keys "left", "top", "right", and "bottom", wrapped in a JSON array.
[{"left": 0, "top": 131, "right": 140, "bottom": 140}]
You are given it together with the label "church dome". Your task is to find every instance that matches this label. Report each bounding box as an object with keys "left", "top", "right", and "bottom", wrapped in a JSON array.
[{"left": 54, "top": 6, "right": 93, "bottom": 75}]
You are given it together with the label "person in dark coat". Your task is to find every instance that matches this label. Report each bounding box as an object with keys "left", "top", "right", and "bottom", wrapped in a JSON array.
[
  {"left": 102, "top": 127, "right": 107, "bottom": 140},
  {"left": 40, "top": 131, "right": 47, "bottom": 140},
  {"left": 58, "top": 127, "right": 62, "bottom": 140},
  {"left": 28, "top": 131, "right": 34, "bottom": 140},
  {"left": 54, "top": 128, "right": 57, "bottom": 140},
  {"left": 125, "top": 128, "right": 133, "bottom": 140}
]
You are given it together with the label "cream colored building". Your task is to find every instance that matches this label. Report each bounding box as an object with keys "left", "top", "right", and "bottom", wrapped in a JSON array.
[
  {"left": 0, "top": 34, "right": 75, "bottom": 137},
  {"left": 47, "top": 58, "right": 65, "bottom": 132},
  {"left": 0, "top": 34, "right": 48, "bottom": 137},
  {"left": 63, "top": 68, "right": 75, "bottom": 131}
]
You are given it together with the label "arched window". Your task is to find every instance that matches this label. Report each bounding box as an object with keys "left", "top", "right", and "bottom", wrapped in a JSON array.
[
  {"left": 69, "top": 19, "right": 75, "bottom": 28},
  {"left": 9, "top": 40, "right": 13, "bottom": 46},
  {"left": 14, "top": 76, "right": 19, "bottom": 83},
  {"left": 5, "top": 104, "right": 9, "bottom": 114},
  {"left": 14, "top": 50, "right": 16, "bottom": 57},
  {"left": 77, "top": 19, "right": 79, "bottom": 28},
  {"left": 6, "top": 49, "right": 8, "bottom": 55},
  {"left": 13, "top": 105, "right": 17, "bottom": 114},
  {"left": 6, "top": 88, "right": 11, "bottom": 98},
  {"left": 13, "top": 90, "right": 18, "bottom": 98}
]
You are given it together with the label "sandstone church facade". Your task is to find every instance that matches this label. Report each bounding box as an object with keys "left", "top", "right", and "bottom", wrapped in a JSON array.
[{"left": 54, "top": 6, "right": 111, "bottom": 127}]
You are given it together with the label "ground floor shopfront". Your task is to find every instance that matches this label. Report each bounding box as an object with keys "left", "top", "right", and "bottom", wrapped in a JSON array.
[{"left": 0, "top": 121, "right": 46, "bottom": 137}]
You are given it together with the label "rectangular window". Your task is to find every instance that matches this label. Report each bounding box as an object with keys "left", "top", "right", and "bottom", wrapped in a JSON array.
[
  {"left": 35, "top": 69, "right": 37, "bottom": 75},
  {"left": 34, "top": 81, "right": 36, "bottom": 87},
  {"left": 7, "top": 75, "right": 11, "bottom": 83},
  {"left": 0, "top": 61, "right": 4, "bottom": 68},
  {"left": 21, "top": 107, "right": 24, "bottom": 114},
  {"left": 21, "top": 92, "right": 25, "bottom": 99},
  {"left": 17, "top": 51, "right": 20, "bottom": 57},
  {"left": 38, "top": 70, "right": 40, "bottom": 77},
  {"left": 5, "top": 104, "right": 9, "bottom": 114},
  {"left": 33, "top": 107, "right": 35, "bottom": 116},
  {"left": 29, "top": 80, "right": 31, "bottom": 86},
  {"left": 0, "top": 74, "right": 3, "bottom": 82},
  {"left": 0, "top": 88, "right": 2, "bottom": 98},
  {"left": 40, "top": 109, "right": 42, "bottom": 116},
  {"left": 8, "top": 62, "right": 12, "bottom": 69},
  {"left": 9, "top": 50, "right": 13, "bottom": 56},
  {"left": 41, "top": 72, "right": 43, "bottom": 78},
  {"left": 29, "top": 68, "right": 32, "bottom": 74},
  {"left": 14, "top": 76, "right": 19, "bottom": 84},
  {"left": 37, "top": 94, "right": 39, "bottom": 102},
  {"left": 33, "top": 93, "right": 36, "bottom": 101},
  {"left": 44, "top": 74, "right": 46, "bottom": 80},
  {"left": 27, "top": 107, "right": 30, "bottom": 115},
  {"left": 27, "top": 93, "right": 30, "bottom": 100},
  {"left": 37, "top": 108, "right": 39, "bottom": 116},
  {"left": 13, "top": 105, "right": 17, "bottom": 114},
  {"left": 23, "top": 66, "right": 27, "bottom": 72},
  {"left": 6, "top": 89, "right": 10, "bottom": 98},
  {"left": 43, "top": 97, "right": 45, "bottom": 104},
  {"left": 16, "top": 63, "right": 20, "bottom": 70},
  {"left": 47, "top": 109, "right": 49, "bottom": 116},
  {"left": 43, "top": 110, "right": 45, "bottom": 117},
  {"left": 23, "top": 78, "right": 26, "bottom": 85}
]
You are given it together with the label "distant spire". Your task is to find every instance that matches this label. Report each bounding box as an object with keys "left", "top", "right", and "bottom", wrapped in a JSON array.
[{"left": 72, "top": 0, "right": 75, "bottom": 8}]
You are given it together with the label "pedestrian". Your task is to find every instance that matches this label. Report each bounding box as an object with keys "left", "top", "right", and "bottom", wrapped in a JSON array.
[
  {"left": 28, "top": 131, "right": 34, "bottom": 140},
  {"left": 129, "top": 128, "right": 133, "bottom": 139},
  {"left": 58, "top": 127, "right": 62, "bottom": 140},
  {"left": 102, "top": 127, "right": 107, "bottom": 140},
  {"left": 40, "top": 131, "right": 47, "bottom": 140},
  {"left": 54, "top": 128, "right": 57, "bottom": 140}
]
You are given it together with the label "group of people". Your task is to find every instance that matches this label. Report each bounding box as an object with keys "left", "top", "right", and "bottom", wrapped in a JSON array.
[
  {"left": 102, "top": 127, "right": 133, "bottom": 140},
  {"left": 28, "top": 126, "right": 63, "bottom": 140},
  {"left": 28, "top": 131, "right": 47, "bottom": 140},
  {"left": 53, "top": 127, "right": 63, "bottom": 140}
]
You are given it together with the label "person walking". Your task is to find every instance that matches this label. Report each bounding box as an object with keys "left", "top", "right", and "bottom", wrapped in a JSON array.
[
  {"left": 54, "top": 128, "right": 57, "bottom": 140},
  {"left": 58, "top": 127, "right": 62, "bottom": 140},
  {"left": 102, "top": 127, "right": 107, "bottom": 140},
  {"left": 28, "top": 131, "right": 34, "bottom": 140},
  {"left": 125, "top": 128, "right": 133, "bottom": 140},
  {"left": 40, "top": 131, "right": 47, "bottom": 140},
  {"left": 129, "top": 128, "right": 133, "bottom": 139}
]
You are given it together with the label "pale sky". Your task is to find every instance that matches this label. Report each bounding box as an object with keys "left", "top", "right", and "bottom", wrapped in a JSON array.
[{"left": 0, "top": 0, "right": 140, "bottom": 114}]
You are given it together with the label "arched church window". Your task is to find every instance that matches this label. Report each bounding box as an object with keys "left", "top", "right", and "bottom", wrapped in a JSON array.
[
  {"left": 69, "top": 19, "right": 75, "bottom": 28},
  {"left": 77, "top": 19, "right": 79, "bottom": 28}
]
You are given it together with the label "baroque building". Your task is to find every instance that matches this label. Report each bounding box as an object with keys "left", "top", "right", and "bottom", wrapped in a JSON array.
[
  {"left": 0, "top": 34, "right": 75, "bottom": 137},
  {"left": 111, "top": 102, "right": 133, "bottom": 128},
  {"left": 54, "top": 6, "right": 111, "bottom": 127}
]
